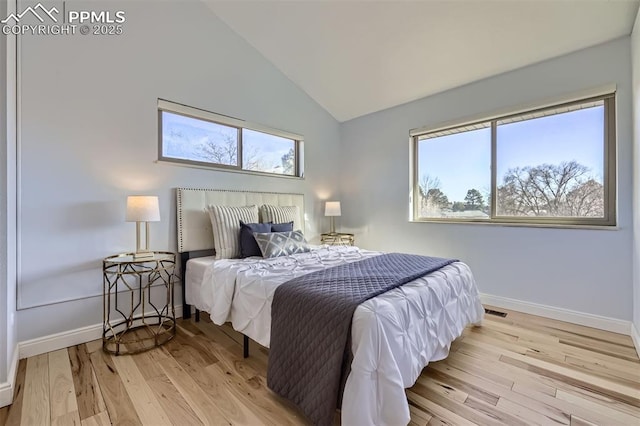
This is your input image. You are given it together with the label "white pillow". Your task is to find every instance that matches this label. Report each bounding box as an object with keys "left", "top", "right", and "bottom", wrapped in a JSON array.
[
  {"left": 260, "top": 205, "right": 300, "bottom": 226},
  {"left": 206, "top": 205, "right": 258, "bottom": 259}
]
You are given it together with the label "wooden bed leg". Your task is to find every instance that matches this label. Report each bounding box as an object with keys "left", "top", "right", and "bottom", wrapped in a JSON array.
[
  {"left": 195, "top": 309, "right": 200, "bottom": 322},
  {"left": 243, "top": 335, "right": 249, "bottom": 358}
]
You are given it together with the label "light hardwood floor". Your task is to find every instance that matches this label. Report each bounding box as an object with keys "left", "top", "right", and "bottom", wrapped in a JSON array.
[{"left": 1, "top": 306, "right": 639, "bottom": 425}]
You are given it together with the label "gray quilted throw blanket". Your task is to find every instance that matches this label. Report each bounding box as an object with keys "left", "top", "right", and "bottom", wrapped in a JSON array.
[{"left": 267, "top": 253, "right": 457, "bottom": 426}]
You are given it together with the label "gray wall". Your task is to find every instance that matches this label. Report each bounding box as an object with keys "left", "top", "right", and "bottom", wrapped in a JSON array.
[
  {"left": 1, "top": 0, "right": 17, "bottom": 392},
  {"left": 16, "top": 1, "right": 341, "bottom": 340},
  {"left": 340, "top": 37, "right": 633, "bottom": 321},
  {"left": 632, "top": 10, "right": 640, "bottom": 336},
  {"left": 0, "top": 0, "right": 7, "bottom": 383}
]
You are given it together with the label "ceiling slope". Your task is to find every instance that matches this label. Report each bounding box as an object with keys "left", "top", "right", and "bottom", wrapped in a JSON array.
[{"left": 206, "top": 0, "right": 639, "bottom": 122}]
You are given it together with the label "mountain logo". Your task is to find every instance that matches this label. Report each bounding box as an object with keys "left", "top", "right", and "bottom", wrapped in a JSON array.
[{"left": 1, "top": 3, "right": 59, "bottom": 24}]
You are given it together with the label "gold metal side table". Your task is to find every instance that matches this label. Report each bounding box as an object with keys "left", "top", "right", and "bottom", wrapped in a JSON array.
[
  {"left": 102, "top": 251, "right": 176, "bottom": 355},
  {"left": 320, "top": 232, "right": 355, "bottom": 246}
]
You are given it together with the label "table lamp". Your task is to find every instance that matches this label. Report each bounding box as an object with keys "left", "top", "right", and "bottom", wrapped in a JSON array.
[
  {"left": 126, "top": 195, "right": 160, "bottom": 259},
  {"left": 324, "top": 201, "right": 341, "bottom": 234}
]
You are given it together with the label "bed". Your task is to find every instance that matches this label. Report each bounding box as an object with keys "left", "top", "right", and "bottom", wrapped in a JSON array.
[{"left": 176, "top": 188, "right": 484, "bottom": 426}]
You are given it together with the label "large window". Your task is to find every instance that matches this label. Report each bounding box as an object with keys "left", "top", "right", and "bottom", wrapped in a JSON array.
[
  {"left": 158, "top": 99, "right": 303, "bottom": 177},
  {"left": 411, "top": 93, "right": 616, "bottom": 226}
]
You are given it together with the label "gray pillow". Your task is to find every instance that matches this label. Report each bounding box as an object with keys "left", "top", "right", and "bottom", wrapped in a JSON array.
[{"left": 253, "top": 230, "right": 310, "bottom": 258}]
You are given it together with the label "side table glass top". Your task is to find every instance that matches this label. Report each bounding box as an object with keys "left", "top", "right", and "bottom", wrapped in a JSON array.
[{"left": 104, "top": 251, "right": 175, "bottom": 264}]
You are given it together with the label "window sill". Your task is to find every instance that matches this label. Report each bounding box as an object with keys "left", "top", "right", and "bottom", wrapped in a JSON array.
[
  {"left": 409, "top": 219, "right": 619, "bottom": 230},
  {"left": 156, "top": 159, "right": 305, "bottom": 180}
]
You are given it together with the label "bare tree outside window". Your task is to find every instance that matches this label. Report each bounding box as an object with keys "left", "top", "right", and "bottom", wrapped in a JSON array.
[
  {"left": 497, "top": 161, "right": 603, "bottom": 217},
  {"left": 200, "top": 134, "right": 237, "bottom": 166}
]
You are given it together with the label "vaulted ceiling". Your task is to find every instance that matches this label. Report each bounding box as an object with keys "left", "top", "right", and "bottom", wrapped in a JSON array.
[{"left": 205, "top": 0, "right": 639, "bottom": 122}]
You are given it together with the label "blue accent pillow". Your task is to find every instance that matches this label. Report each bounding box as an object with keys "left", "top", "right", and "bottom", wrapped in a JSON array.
[
  {"left": 239, "top": 221, "right": 272, "bottom": 258},
  {"left": 271, "top": 221, "right": 294, "bottom": 232}
]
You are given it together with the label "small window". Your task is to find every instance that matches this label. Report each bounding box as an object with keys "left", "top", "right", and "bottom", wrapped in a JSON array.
[
  {"left": 411, "top": 93, "right": 616, "bottom": 227},
  {"left": 158, "top": 100, "right": 303, "bottom": 178}
]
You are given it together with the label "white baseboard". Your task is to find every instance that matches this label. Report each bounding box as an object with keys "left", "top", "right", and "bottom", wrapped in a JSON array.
[
  {"left": 631, "top": 322, "right": 640, "bottom": 359},
  {"left": 0, "top": 345, "right": 19, "bottom": 408},
  {"left": 13, "top": 298, "right": 638, "bottom": 361},
  {"left": 480, "top": 293, "right": 631, "bottom": 335},
  {"left": 19, "top": 305, "right": 183, "bottom": 359},
  {"left": 19, "top": 323, "right": 103, "bottom": 359}
]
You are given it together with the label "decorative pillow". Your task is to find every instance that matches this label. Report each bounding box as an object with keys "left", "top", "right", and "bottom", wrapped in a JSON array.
[
  {"left": 260, "top": 205, "right": 300, "bottom": 227},
  {"left": 271, "top": 221, "right": 294, "bottom": 232},
  {"left": 253, "top": 230, "right": 310, "bottom": 258},
  {"left": 206, "top": 205, "right": 258, "bottom": 259},
  {"left": 239, "top": 221, "right": 272, "bottom": 258}
]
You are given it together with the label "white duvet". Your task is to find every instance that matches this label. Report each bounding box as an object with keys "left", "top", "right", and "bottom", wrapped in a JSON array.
[{"left": 187, "top": 245, "right": 484, "bottom": 426}]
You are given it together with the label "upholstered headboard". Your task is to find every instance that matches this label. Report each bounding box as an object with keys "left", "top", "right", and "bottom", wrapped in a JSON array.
[{"left": 176, "top": 188, "right": 305, "bottom": 253}]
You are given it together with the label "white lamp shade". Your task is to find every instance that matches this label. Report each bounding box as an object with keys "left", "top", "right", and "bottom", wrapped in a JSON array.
[
  {"left": 324, "top": 201, "right": 341, "bottom": 217},
  {"left": 126, "top": 196, "right": 160, "bottom": 222}
]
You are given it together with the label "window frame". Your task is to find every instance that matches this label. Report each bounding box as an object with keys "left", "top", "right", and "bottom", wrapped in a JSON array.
[
  {"left": 410, "top": 93, "right": 616, "bottom": 227},
  {"left": 158, "top": 99, "right": 304, "bottom": 179}
]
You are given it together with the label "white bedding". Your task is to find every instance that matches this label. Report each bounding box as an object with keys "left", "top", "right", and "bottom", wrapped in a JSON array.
[{"left": 187, "top": 245, "right": 484, "bottom": 426}]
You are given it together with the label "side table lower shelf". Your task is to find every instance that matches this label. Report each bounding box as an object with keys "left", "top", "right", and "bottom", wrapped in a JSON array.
[{"left": 103, "top": 251, "right": 177, "bottom": 355}]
